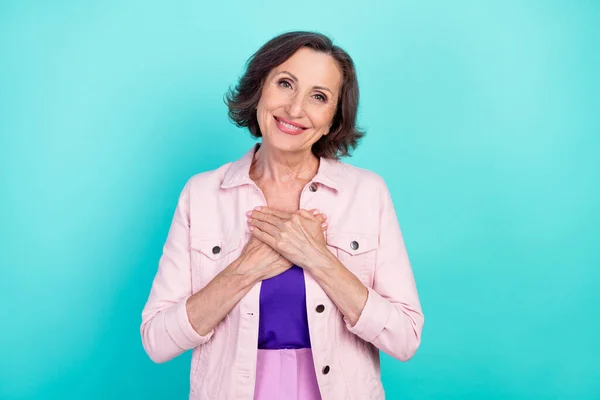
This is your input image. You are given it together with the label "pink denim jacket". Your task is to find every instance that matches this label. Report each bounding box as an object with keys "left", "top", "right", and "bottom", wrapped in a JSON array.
[{"left": 140, "top": 145, "right": 424, "bottom": 399}]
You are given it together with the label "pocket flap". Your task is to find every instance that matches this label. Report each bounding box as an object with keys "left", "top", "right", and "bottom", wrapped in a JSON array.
[
  {"left": 190, "top": 235, "right": 242, "bottom": 260},
  {"left": 326, "top": 232, "right": 378, "bottom": 256}
]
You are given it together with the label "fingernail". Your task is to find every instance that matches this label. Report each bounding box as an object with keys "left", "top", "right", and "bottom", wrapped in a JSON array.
[
  {"left": 321, "top": 213, "right": 327, "bottom": 219},
  {"left": 246, "top": 211, "right": 252, "bottom": 216},
  {"left": 312, "top": 209, "right": 319, "bottom": 215},
  {"left": 249, "top": 226, "right": 254, "bottom": 231},
  {"left": 322, "top": 222, "right": 328, "bottom": 228},
  {"left": 254, "top": 206, "right": 261, "bottom": 211}
]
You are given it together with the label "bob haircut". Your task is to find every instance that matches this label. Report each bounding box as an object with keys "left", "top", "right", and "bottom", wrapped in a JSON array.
[{"left": 226, "top": 31, "right": 365, "bottom": 160}]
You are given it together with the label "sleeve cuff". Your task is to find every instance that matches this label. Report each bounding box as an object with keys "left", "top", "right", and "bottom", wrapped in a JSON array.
[
  {"left": 345, "top": 287, "right": 393, "bottom": 343},
  {"left": 165, "top": 296, "right": 214, "bottom": 350}
]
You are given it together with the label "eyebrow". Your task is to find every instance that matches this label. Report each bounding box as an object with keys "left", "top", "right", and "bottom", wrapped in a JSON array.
[{"left": 278, "top": 70, "right": 333, "bottom": 94}]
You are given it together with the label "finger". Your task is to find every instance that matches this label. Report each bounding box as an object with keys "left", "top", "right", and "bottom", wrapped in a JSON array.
[
  {"left": 298, "top": 209, "right": 326, "bottom": 223},
  {"left": 305, "top": 209, "right": 327, "bottom": 220},
  {"left": 297, "top": 209, "right": 328, "bottom": 231},
  {"left": 309, "top": 208, "right": 320, "bottom": 216},
  {"left": 316, "top": 212, "right": 327, "bottom": 223},
  {"left": 251, "top": 206, "right": 292, "bottom": 220},
  {"left": 248, "top": 218, "right": 280, "bottom": 238},
  {"left": 312, "top": 209, "right": 327, "bottom": 221},
  {"left": 297, "top": 209, "right": 317, "bottom": 221},
  {"left": 250, "top": 225, "right": 278, "bottom": 248},
  {"left": 249, "top": 211, "right": 282, "bottom": 229}
]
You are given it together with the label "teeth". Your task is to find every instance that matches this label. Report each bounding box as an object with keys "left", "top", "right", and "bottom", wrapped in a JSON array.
[
  {"left": 282, "top": 122, "right": 300, "bottom": 130},
  {"left": 278, "top": 118, "right": 303, "bottom": 130}
]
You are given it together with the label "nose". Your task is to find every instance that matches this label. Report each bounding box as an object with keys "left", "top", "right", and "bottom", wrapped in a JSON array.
[{"left": 285, "top": 92, "right": 304, "bottom": 118}]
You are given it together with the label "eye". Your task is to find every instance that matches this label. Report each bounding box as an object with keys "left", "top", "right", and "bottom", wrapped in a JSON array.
[
  {"left": 278, "top": 79, "right": 292, "bottom": 89},
  {"left": 313, "top": 93, "right": 327, "bottom": 102}
]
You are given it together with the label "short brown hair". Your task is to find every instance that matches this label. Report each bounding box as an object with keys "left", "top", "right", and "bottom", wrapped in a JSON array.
[{"left": 225, "top": 31, "right": 365, "bottom": 159}]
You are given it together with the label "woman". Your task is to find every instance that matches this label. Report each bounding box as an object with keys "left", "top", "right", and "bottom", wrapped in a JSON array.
[{"left": 141, "top": 31, "right": 424, "bottom": 400}]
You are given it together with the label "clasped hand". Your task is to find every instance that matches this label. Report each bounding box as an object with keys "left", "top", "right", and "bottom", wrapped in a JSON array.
[{"left": 245, "top": 207, "right": 332, "bottom": 273}]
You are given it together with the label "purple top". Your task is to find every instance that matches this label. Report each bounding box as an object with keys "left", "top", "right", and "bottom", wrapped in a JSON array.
[{"left": 258, "top": 265, "right": 312, "bottom": 350}]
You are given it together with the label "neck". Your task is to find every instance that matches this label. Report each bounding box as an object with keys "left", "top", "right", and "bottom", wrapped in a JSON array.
[{"left": 250, "top": 142, "right": 319, "bottom": 184}]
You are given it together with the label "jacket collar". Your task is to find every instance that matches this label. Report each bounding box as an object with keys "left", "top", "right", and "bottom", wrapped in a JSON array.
[{"left": 220, "top": 143, "right": 344, "bottom": 192}]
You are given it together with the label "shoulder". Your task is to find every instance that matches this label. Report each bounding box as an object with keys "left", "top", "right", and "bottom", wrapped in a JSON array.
[
  {"left": 336, "top": 160, "right": 389, "bottom": 194},
  {"left": 183, "top": 161, "right": 233, "bottom": 194}
]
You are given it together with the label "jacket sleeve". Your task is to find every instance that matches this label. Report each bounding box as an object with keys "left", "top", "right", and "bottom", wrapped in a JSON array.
[
  {"left": 345, "top": 177, "right": 424, "bottom": 361},
  {"left": 140, "top": 180, "right": 214, "bottom": 363}
]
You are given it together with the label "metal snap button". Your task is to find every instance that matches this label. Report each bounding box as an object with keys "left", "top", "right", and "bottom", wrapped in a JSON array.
[
  {"left": 212, "top": 246, "right": 221, "bottom": 254},
  {"left": 316, "top": 304, "right": 325, "bottom": 313},
  {"left": 309, "top": 183, "right": 318, "bottom": 192},
  {"left": 322, "top": 365, "right": 330, "bottom": 375},
  {"left": 350, "top": 241, "right": 359, "bottom": 250}
]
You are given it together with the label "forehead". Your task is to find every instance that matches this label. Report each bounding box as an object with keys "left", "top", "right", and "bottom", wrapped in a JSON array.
[{"left": 271, "top": 47, "right": 342, "bottom": 92}]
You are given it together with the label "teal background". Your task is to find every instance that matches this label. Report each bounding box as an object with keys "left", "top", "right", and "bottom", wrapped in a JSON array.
[{"left": 1, "top": 0, "right": 598, "bottom": 398}]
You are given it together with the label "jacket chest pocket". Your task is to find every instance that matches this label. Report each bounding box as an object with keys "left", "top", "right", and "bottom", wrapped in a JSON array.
[
  {"left": 327, "top": 233, "right": 378, "bottom": 288},
  {"left": 190, "top": 236, "right": 243, "bottom": 291}
]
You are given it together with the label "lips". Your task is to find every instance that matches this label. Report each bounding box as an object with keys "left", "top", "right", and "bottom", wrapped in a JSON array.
[{"left": 274, "top": 116, "right": 308, "bottom": 135}]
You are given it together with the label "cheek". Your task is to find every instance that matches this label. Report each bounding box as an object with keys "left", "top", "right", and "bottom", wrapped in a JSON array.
[
  {"left": 256, "top": 90, "right": 277, "bottom": 129},
  {"left": 259, "top": 85, "right": 287, "bottom": 109},
  {"left": 311, "top": 108, "right": 336, "bottom": 130},
  {"left": 256, "top": 108, "right": 273, "bottom": 135}
]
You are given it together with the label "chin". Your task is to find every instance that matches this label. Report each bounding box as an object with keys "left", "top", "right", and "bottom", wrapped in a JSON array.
[{"left": 262, "top": 131, "right": 306, "bottom": 154}]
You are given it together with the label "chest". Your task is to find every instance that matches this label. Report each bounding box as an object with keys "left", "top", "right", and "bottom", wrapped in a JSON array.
[
  {"left": 255, "top": 180, "right": 308, "bottom": 213},
  {"left": 188, "top": 180, "right": 380, "bottom": 293}
]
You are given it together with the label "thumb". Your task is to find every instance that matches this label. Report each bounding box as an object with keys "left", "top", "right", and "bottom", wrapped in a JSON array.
[{"left": 301, "top": 209, "right": 327, "bottom": 223}]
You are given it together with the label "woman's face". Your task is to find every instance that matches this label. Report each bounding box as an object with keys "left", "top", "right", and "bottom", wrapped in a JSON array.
[{"left": 256, "top": 47, "right": 342, "bottom": 155}]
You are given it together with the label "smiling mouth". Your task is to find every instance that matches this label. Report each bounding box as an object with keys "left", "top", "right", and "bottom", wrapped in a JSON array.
[{"left": 274, "top": 116, "right": 308, "bottom": 134}]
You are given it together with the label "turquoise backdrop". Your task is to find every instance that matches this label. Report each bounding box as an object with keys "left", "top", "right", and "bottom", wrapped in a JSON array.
[{"left": 1, "top": 1, "right": 598, "bottom": 399}]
